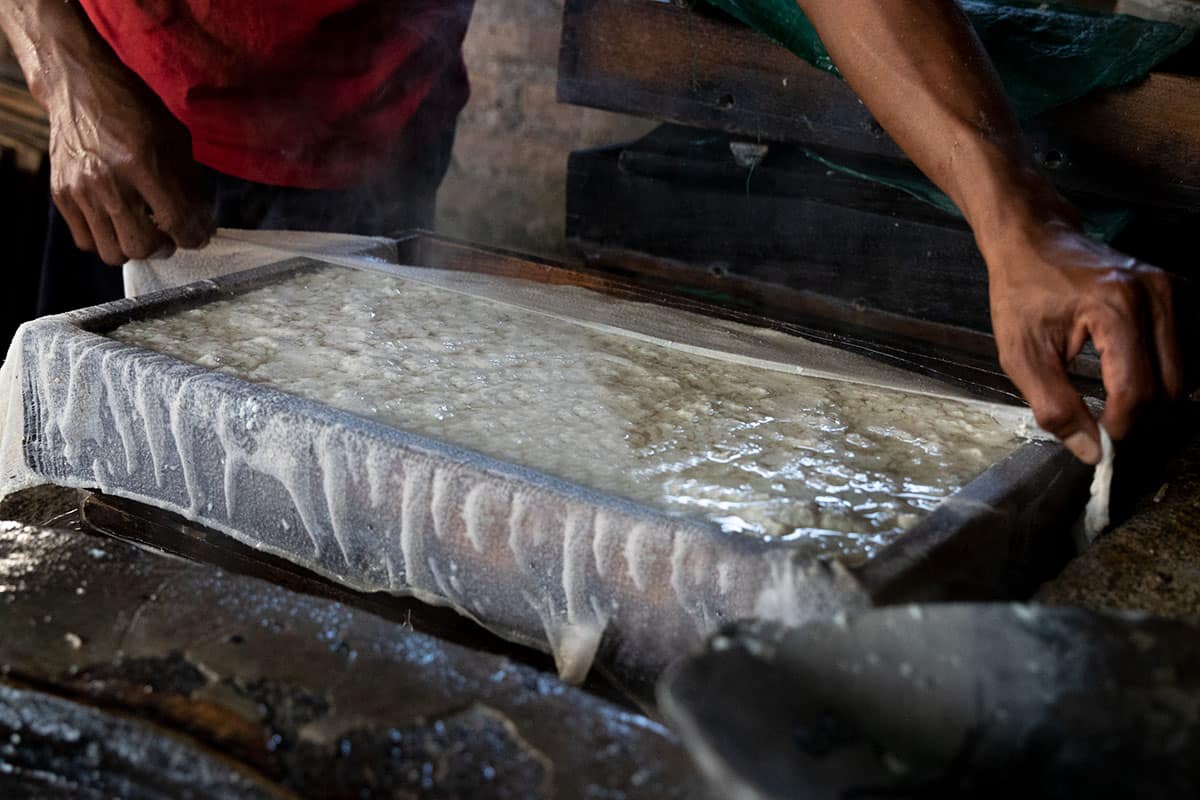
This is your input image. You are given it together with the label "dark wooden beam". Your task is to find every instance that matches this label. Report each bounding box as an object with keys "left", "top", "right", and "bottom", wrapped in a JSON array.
[
  {"left": 566, "top": 130, "right": 993, "bottom": 333},
  {"left": 559, "top": 0, "right": 1200, "bottom": 207},
  {"left": 559, "top": 0, "right": 899, "bottom": 158},
  {"left": 1033, "top": 72, "right": 1200, "bottom": 205}
]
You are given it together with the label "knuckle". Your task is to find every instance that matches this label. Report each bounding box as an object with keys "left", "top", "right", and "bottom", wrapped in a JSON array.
[
  {"left": 120, "top": 229, "right": 153, "bottom": 258},
  {"left": 1093, "top": 286, "right": 1138, "bottom": 324},
  {"left": 1143, "top": 268, "right": 1173, "bottom": 298},
  {"left": 1106, "top": 380, "right": 1149, "bottom": 417},
  {"left": 1033, "top": 402, "right": 1076, "bottom": 435},
  {"left": 108, "top": 151, "right": 139, "bottom": 175},
  {"left": 151, "top": 207, "right": 184, "bottom": 234},
  {"left": 994, "top": 333, "right": 1025, "bottom": 373},
  {"left": 76, "top": 157, "right": 108, "bottom": 186},
  {"left": 50, "top": 187, "right": 73, "bottom": 209},
  {"left": 1111, "top": 279, "right": 1139, "bottom": 311},
  {"left": 99, "top": 249, "right": 126, "bottom": 267},
  {"left": 126, "top": 243, "right": 156, "bottom": 260},
  {"left": 50, "top": 174, "right": 82, "bottom": 204}
]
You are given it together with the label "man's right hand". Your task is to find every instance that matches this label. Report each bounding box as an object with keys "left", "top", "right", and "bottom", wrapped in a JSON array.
[
  {"left": 984, "top": 219, "right": 1181, "bottom": 464},
  {"left": 795, "top": 0, "right": 1182, "bottom": 463},
  {"left": 3, "top": 0, "right": 214, "bottom": 266}
]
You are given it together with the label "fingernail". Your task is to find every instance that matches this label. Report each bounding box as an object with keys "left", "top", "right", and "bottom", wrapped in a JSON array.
[{"left": 1064, "top": 431, "right": 1101, "bottom": 465}]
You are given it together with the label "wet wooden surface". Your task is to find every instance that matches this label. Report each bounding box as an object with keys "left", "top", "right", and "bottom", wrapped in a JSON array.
[{"left": 0, "top": 489, "right": 699, "bottom": 799}]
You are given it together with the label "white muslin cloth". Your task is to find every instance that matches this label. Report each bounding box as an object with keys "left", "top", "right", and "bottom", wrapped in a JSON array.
[
  {"left": 122, "top": 229, "right": 396, "bottom": 297},
  {"left": 1084, "top": 426, "right": 1115, "bottom": 541}
]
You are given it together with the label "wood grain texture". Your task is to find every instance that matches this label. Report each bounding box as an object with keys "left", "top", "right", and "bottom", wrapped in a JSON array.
[{"left": 559, "top": 0, "right": 1200, "bottom": 206}]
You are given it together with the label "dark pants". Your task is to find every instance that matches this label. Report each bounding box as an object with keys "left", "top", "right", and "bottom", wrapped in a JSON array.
[{"left": 35, "top": 124, "right": 455, "bottom": 316}]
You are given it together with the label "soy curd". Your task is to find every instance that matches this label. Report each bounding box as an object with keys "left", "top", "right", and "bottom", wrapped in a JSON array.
[{"left": 113, "top": 265, "right": 1026, "bottom": 562}]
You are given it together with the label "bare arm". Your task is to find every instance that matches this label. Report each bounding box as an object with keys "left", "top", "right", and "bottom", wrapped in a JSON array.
[
  {"left": 0, "top": 0, "right": 212, "bottom": 264},
  {"left": 797, "top": 0, "right": 1181, "bottom": 463}
]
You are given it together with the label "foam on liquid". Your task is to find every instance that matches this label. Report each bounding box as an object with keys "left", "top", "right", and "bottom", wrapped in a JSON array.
[{"left": 111, "top": 265, "right": 1026, "bottom": 562}]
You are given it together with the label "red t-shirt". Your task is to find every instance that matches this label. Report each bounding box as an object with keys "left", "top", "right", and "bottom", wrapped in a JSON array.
[{"left": 78, "top": 1, "right": 473, "bottom": 189}]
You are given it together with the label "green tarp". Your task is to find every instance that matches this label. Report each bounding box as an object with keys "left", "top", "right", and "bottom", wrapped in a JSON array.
[{"left": 701, "top": 0, "right": 1194, "bottom": 237}]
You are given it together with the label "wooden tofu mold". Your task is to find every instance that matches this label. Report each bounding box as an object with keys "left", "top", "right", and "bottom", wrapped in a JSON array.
[{"left": 8, "top": 238, "right": 1093, "bottom": 685}]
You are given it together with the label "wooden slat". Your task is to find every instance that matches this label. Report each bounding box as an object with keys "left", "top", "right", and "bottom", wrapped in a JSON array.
[
  {"left": 559, "top": 0, "right": 900, "bottom": 158},
  {"left": 566, "top": 132, "right": 993, "bottom": 332},
  {"left": 1035, "top": 73, "right": 1200, "bottom": 204},
  {"left": 559, "top": 0, "right": 1200, "bottom": 206}
]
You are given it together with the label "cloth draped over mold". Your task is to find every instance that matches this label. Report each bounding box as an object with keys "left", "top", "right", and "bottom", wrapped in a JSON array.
[
  {"left": 0, "top": 231, "right": 1090, "bottom": 683},
  {"left": 0, "top": 231, "right": 899, "bottom": 684},
  {"left": 702, "top": 0, "right": 1195, "bottom": 238}
]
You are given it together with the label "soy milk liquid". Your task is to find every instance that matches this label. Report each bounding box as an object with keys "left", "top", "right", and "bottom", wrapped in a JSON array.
[{"left": 112, "top": 265, "right": 1025, "bottom": 562}]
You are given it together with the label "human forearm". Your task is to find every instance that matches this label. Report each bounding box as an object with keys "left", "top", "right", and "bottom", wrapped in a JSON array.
[
  {"left": 795, "top": 0, "right": 1071, "bottom": 253},
  {"left": 0, "top": 0, "right": 124, "bottom": 107},
  {"left": 795, "top": 0, "right": 1180, "bottom": 463},
  {"left": 0, "top": 0, "right": 212, "bottom": 264}
]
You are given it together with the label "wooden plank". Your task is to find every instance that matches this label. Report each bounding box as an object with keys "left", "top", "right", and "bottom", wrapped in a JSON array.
[
  {"left": 558, "top": 0, "right": 900, "bottom": 158},
  {"left": 563, "top": 136, "right": 1017, "bottom": 388},
  {"left": 559, "top": 0, "right": 1200, "bottom": 206},
  {"left": 1034, "top": 73, "right": 1200, "bottom": 204},
  {"left": 566, "top": 135, "right": 994, "bottom": 333}
]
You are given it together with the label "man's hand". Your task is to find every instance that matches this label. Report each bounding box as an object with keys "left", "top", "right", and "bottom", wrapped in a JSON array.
[
  {"left": 47, "top": 67, "right": 214, "bottom": 265},
  {"left": 2, "top": 0, "right": 214, "bottom": 266},
  {"left": 985, "top": 221, "right": 1181, "bottom": 464},
  {"left": 795, "top": 0, "right": 1181, "bottom": 462}
]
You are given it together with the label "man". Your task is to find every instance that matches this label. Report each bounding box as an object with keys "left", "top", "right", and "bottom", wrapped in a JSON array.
[
  {"left": 0, "top": 0, "right": 1180, "bottom": 466},
  {"left": 2, "top": 0, "right": 472, "bottom": 312}
]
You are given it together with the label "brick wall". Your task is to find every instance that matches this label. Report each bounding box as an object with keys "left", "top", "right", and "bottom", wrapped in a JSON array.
[{"left": 435, "top": 0, "right": 654, "bottom": 257}]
